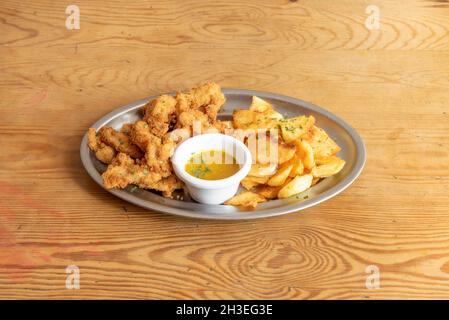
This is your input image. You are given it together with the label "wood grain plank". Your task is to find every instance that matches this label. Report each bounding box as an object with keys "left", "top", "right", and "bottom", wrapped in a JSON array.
[{"left": 1, "top": 0, "right": 449, "bottom": 299}]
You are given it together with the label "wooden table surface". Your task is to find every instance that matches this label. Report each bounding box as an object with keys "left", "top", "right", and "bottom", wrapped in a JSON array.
[{"left": 1, "top": 0, "right": 449, "bottom": 299}]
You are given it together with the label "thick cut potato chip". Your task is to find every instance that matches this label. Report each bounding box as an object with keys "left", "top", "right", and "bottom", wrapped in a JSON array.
[
  {"left": 245, "top": 175, "right": 270, "bottom": 184},
  {"left": 250, "top": 96, "right": 284, "bottom": 120},
  {"left": 249, "top": 163, "right": 278, "bottom": 177},
  {"left": 233, "top": 109, "right": 279, "bottom": 130},
  {"left": 233, "top": 110, "right": 255, "bottom": 129},
  {"left": 279, "top": 116, "right": 315, "bottom": 143},
  {"left": 241, "top": 178, "right": 260, "bottom": 190},
  {"left": 250, "top": 96, "right": 273, "bottom": 113},
  {"left": 267, "top": 111, "right": 284, "bottom": 121},
  {"left": 311, "top": 177, "right": 321, "bottom": 186},
  {"left": 253, "top": 113, "right": 279, "bottom": 129},
  {"left": 278, "top": 141, "right": 296, "bottom": 164},
  {"left": 256, "top": 184, "right": 283, "bottom": 199},
  {"left": 295, "top": 139, "right": 315, "bottom": 170},
  {"left": 278, "top": 174, "right": 313, "bottom": 199},
  {"left": 311, "top": 156, "right": 345, "bottom": 178},
  {"left": 307, "top": 126, "right": 341, "bottom": 159},
  {"left": 315, "top": 156, "right": 335, "bottom": 165},
  {"left": 268, "top": 164, "right": 293, "bottom": 186},
  {"left": 289, "top": 156, "right": 304, "bottom": 177},
  {"left": 225, "top": 191, "right": 266, "bottom": 208},
  {"left": 242, "top": 174, "right": 274, "bottom": 190},
  {"left": 251, "top": 134, "right": 295, "bottom": 165}
]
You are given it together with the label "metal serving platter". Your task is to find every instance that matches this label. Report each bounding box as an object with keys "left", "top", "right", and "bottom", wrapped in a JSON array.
[{"left": 80, "top": 89, "right": 366, "bottom": 220}]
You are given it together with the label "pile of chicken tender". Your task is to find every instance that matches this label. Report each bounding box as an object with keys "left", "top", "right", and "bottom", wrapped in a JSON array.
[{"left": 88, "top": 82, "right": 230, "bottom": 198}]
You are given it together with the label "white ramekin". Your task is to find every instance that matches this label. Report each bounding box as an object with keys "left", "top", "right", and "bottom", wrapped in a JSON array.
[{"left": 171, "top": 133, "right": 252, "bottom": 205}]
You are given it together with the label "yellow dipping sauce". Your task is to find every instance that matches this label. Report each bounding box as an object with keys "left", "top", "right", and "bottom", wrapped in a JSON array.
[{"left": 185, "top": 150, "right": 240, "bottom": 180}]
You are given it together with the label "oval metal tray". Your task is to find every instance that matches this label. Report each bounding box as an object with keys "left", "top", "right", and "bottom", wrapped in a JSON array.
[{"left": 80, "top": 89, "right": 366, "bottom": 220}]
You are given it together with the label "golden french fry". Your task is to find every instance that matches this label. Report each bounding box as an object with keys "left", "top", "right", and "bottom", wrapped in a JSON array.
[
  {"left": 278, "top": 174, "right": 313, "bottom": 199},
  {"left": 278, "top": 141, "right": 296, "bottom": 164},
  {"left": 250, "top": 96, "right": 273, "bottom": 113},
  {"left": 289, "top": 156, "right": 304, "bottom": 177},
  {"left": 249, "top": 163, "right": 278, "bottom": 177},
  {"left": 311, "top": 177, "right": 321, "bottom": 186},
  {"left": 233, "top": 110, "right": 255, "bottom": 129},
  {"left": 250, "top": 96, "right": 284, "bottom": 120},
  {"left": 295, "top": 139, "right": 315, "bottom": 170},
  {"left": 256, "top": 184, "right": 283, "bottom": 199},
  {"left": 241, "top": 177, "right": 260, "bottom": 190},
  {"left": 253, "top": 135, "right": 294, "bottom": 164},
  {"left": 267, "top": 164, "right": 293, "bottom": 186},
  {"left": 233, "top": 109, "right": 279, "bottom": 130},
  {"left": 254, "top": 113, "right": 279, "bottom": 129},
  {"left": 315, "top": 156, "right": 334, "bottom": 165},
  {"left": 307, "top": 126, "right": 341, "bottom": 159},
  {"left": 246, "top": 175, "right": 270, "bottom": 184},
  {"left": 268, "top": 111, "right": 284, "bottom": 120},
  {"left": 224, "top": 191, "right": 266, "bottom": 208},
  {"left": 311, "top": 156, "right": 345, "bottom": 178},
  {"left": 279, "top": 116, "right": 315, "bottom": 143}
]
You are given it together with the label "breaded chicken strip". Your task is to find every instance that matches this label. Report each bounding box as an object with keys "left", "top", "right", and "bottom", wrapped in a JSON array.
[
  {"left": 120, "top": 123, "right": 133, "bottom": 136},
  {"left": 142, "top": 95, "right": 177, "bottom": 137},
  {"left": 130, "top": 121, "right": 175, "bottom": 177},
  {"left": 146, "top": 137, "right": 175, "bottom": 178},
  {"left": 176, "top": 109, "right": 211, "bottom": 132},
  {"left": 88, "top": 127, "right": 101, "bottom": 152},
  {"left": 175, "top": 82, "right": 226, "bottom": 121},
  {"left": 165, "top": 127, "right": 190, "bottom": 145},
  {"left": 102, "top": 153, "right": 182, "bottom": 197},
  {"left": 129, "top": 121, "right": 153, "bottom": 150},
  {"left": 141, "top": 82, "right": 225, "bottom": 137},
  {"left": 95, "top": 145, "right": 117, "bottom": 164},
  {"left": 99, "top": 126, "right": 143, "bottom": 159},
  {"left": 87, "top": 128, "right": 117, "bottom": 164}
]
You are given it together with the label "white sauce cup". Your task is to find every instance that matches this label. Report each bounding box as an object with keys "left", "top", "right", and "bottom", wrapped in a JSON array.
[{"left": 171, "top": 133, "right": 252, "bottom": 205}]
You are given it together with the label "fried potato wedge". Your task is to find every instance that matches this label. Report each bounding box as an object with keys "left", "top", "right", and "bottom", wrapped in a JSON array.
[
  {"left": 278, "top": 174, "right": 313, "bottom": 199},
  {"left": 256, "top": 184, "right": 283, "bottom": 199},
  {"left": 289, "top": 156, "right": 304, "bottom": 177},
  {"left": 311, "top": 177, "right": 321, "bottom": 186},
  {"left": 224, "top": 191, "right": 266, "bottom": 208},
  {"left": 279, "top": 116, "right": 315, "bottom": 143},
  {"left": 253, "top": 113, "right": 279, "bottom": 129},
  {"left": 250, "top": 96, "right": 284, "bottom": 120},
  {"left": 294, "top": 139, "right": 315, "bottom": 170},
  {"left": 278, "top": 141, "right": 296, "bottom": 164},
  {"left": 233, "top": 110, "right": 254, "bottom": 129},
  {"left": 233, "top": 109, "right": 279, "bottom": 130},
  {"left": 250, "top": 96, "right": 273, "bottom": 113},
  {"left": 307, "top": 126, "right": 341, "bottom": 159},
  {"left": 251, "top": 134, "right": 295, "bottom": 165},
  {"left": 315, "top": 156, "right": 335, "bottom": 165},
  {"left": 241, "top": 177, "right": 260, "bottom": 190},
  {"left": 267, "top": 164, "right": 293, "bottom": 186},
  {"left": 311, "top": 156, "right": 345, "bottom": 178},
  {"left": 244, "top": 175, "right": 271, "bottom": 185},
  {"left": 249, "top": 163, "right": 278, "bottom": 177}
]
